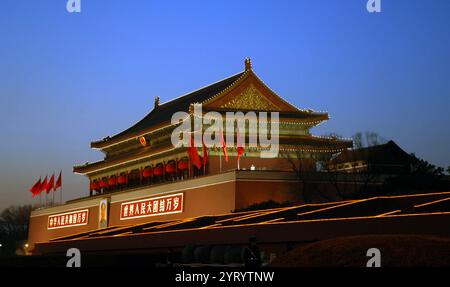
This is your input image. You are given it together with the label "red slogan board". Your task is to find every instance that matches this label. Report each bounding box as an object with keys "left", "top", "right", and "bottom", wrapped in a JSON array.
[
  {"left": 48, "top": 209, "right": 89, "bottom": 230},
  {"left": 120, "top": 193, "right": 183, "bottom": 220}
]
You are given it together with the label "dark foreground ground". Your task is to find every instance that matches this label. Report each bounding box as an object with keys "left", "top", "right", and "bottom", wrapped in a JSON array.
[
  {"left": 1, "top": 234, "right": 450, "bottom": 267},
  {"left": 270, "top": 235, "right": 450, "bottom": 267}
]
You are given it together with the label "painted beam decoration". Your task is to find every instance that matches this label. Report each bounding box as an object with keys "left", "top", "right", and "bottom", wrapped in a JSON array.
[
  {"left": 120, "top": 193, "right": 183, "bottom": 220},
  {"left": 48, "top": 209, "right": 89, "bottom": 230}
]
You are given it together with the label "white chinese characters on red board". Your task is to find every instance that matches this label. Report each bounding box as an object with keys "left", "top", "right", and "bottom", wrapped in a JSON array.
[
  {"left": 120, "top": 193, "right": 183, "bottom": 220},
  {"left": 48, "top": 209, "right": 89, "bottom": 230}
]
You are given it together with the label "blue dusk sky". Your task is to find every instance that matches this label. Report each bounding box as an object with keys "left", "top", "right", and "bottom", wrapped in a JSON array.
[{"left": 0, "top": 0, "right": 449, "bottom": 210}]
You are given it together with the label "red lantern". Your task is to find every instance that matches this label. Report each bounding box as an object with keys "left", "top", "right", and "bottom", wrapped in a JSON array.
[
  {"left": 178, "top": 160, "right": 189, "bottom": 171},
  {"left": 142, "top": 168, "right": 153, "bottom": 178},
  {"left": 90, "top": 181, "right": 99, "bottom": 190},
  {"left": 165, "top": 162, "right": 176, "bottom": 174},
  {"left": 153, "top": 166, "right": 163, "bottom": 176},
  {"left": 108, "top": 177, "right": 117, "bottom": 186},
  {"left": 99, "top": 180, "right": 109, "bottom": 188},
  {"left": 118, "top": 175, "right": 128, "bottom": 184}
]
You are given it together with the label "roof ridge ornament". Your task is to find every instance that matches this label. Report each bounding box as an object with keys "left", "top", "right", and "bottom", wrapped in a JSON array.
[
  {"left": 154, "top": 96, "right": 160, "bottom": 110},
  {"left": 244, "top": 58, "right": 252, "bottom": 71}
]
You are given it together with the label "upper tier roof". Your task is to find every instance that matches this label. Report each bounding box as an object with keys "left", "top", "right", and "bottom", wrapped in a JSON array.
[
  {"left": 331, "top": 140, "right": 412, "bottom": 165},
  {"left": 91, "top": 72, "right": 245, "bottom": 148},
  {"left": 91, "top": 60, "right": 328, "bottom": 149}
]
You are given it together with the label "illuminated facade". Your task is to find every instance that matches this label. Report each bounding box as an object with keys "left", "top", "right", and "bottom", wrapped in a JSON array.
[
  {"left": 28, "top": 60, "right": 352, "bottom": 251},
  {"left": 74, "top": 59, "right": 352, "bottom": 195}
]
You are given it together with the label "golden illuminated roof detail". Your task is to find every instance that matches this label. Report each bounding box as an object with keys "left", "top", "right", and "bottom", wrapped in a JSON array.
[{"left": 220, "top": 85, "right": 280, "bottom": 111}]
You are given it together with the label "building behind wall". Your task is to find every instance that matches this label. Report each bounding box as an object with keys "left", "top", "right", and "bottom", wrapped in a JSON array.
[{"left": 328, "top": 140, "right": 413, "bottom": 174}]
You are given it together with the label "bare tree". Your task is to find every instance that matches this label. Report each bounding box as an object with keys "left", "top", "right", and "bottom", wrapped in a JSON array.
[
  {"left": 0, "top": 205, "right": 32, "bottom": 256},
  {"left": 352, "top": 132, "right": 363, "bottom": 149},
  {"left": 282, "top": 150, "right": 339, "bottom": 203},
  {"left": 352, "top": 131, "right": 386, "bottom": 148},
  {"left": 348, "top": 131, "right": 387, "bottom": 195},
  {"left": 319, "top": 133, "right": 349, "bottom": 199},
  {"left": 365, "top": 131, "right": 386, "bottom": 147},
  {"left": 323, "top": 159, "right": 345, "bottom": 199},
  {"left": 282, "top": 150, "right": 311, "bottom": 203}
]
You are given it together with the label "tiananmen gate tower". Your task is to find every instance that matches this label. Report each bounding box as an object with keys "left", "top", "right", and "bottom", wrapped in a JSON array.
[{"left": 33, "top": 59, "right": 437, "bottom": 259}]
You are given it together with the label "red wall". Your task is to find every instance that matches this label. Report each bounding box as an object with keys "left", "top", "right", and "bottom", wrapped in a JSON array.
[
  {"left": 27, "top": 171, "right": 300, "bottom": 252},
  {"left": 28, "top": 205, "right": 99, "bottom": 250}
]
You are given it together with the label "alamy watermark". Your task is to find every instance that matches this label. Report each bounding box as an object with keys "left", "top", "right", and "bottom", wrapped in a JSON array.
[
  {"left": 170, "top": 104, "right": 279, "bottom": 158},
  {"left": 66, "top": 0, "right": 81, "bottom": 13},
  {"left": 66, "top": 1, "right": 380, "bottom": 14},
  {"left": 366, "top": 248, "right": 381, "bottom": 267},
  {"left": 66, "top": 248, "right": 81, "bottom": 267},
  {"left": 367, "top": 0, "right": 382, "bottom": 13},
  {"left": 67, "top": 1, "right": 380, "bottom": 14}
]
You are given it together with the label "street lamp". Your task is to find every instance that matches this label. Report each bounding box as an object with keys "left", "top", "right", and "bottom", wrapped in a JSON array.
[{"left": 22, "top": 243, "right": 30, "bottom": 256}]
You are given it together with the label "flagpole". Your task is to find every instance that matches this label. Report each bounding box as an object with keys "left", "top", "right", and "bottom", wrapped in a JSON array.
[
  {"left": 202, "top": 134, "right": 206, "bottom": 176},
  {"left": 203, "top": 156, "right": 205, "bottom": 175},
  {"left": 60, "top": 170, "right": 63, "bottom": 204},
  {"left": 38, "top": 177, "right": 42, "bottom": 208},
  {"left": 188, "top": 155, "right": 191, "bottom": 179}
]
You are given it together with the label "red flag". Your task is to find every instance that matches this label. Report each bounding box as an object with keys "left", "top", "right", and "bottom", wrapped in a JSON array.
[
  {"left": 47, "top": 174, "right": 55, "bottom": 194},
  {"left": 220, "top": 128, "right": 228, "bottom": 162},
  {"left": 41, "top": 176, "right": 48, "bottom": 194},
  {"left": 237, "top": 129, "right": 245, "bottom": 161},
  {"left": 188, "top": 135, "right": 202, "bottom": 170},
  {"left": 29, "top": 178, "right": 41, "bottom": 197},
  {"left": 202, "top": 134, "right": 208, "bottom": 167},
  {"left": 54, "top": 171, "right": 62, "bottom": 191}
]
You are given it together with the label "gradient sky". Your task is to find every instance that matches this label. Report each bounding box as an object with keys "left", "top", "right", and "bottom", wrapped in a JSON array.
[{"left": 0, "top": 0, "right": 449, "bottom": 210}]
